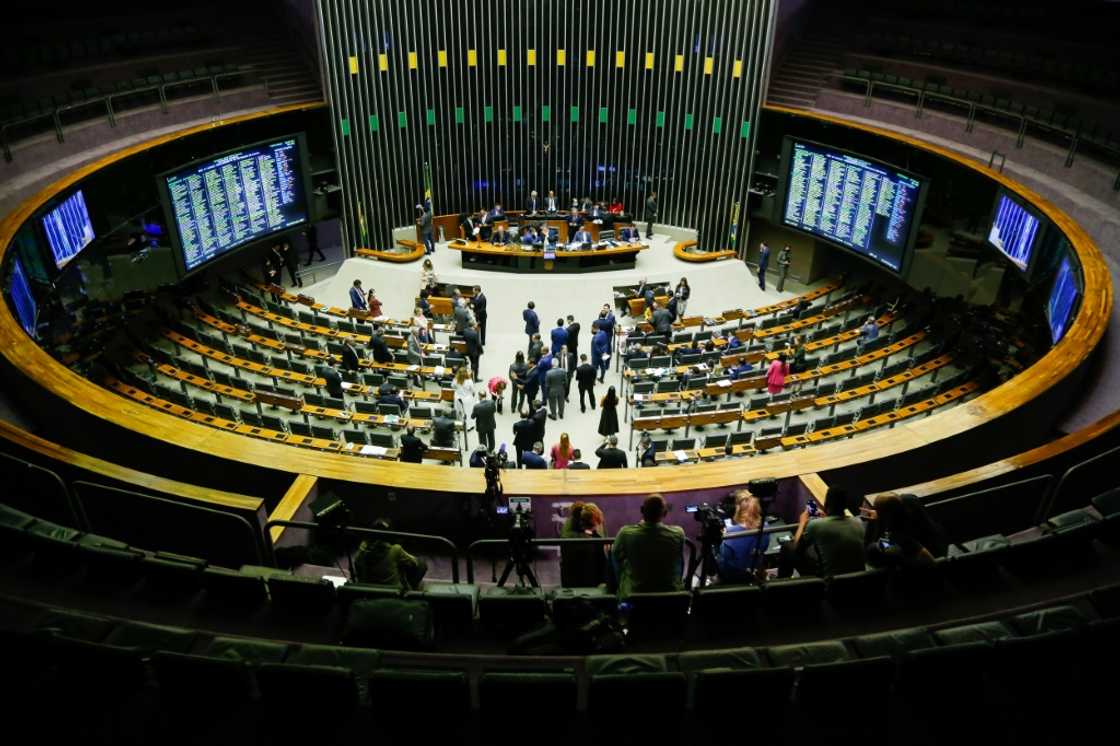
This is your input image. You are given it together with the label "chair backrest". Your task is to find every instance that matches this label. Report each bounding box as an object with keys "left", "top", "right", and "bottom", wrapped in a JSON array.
[
  {"left": 1047, "top": 444, "right": 1120, "bottom": 518},
  {"left": 377, "top": 403, "right": 402, "bottom": 416},
  {"left": 354, "top": 401, "right": 379, "bottom": 415},
  {"left": 369, "top": 433, "right": 396, "bottom": 448},
  {"left": 0, "top": 452, "right": 82, "bottom": 528},
  {"left": 672, "top": 438, "right": 696, "bottom": 450},
  {"left": 728, "top": 431, "right": 753, "bottom": 446},
  {"left": 289, "top": 422, "right": 312, "bottom": 437},
  {"left": 311, "top": 426, "right": 337, "bottom": 440},
  {"left": 71, "top": 481, "right": 264, "bottom": 567},
  {"left": 924, "top": 475, "right": 1054, "bottom": 545},
  {"left": 343, "top": 429, "right": 368, "bottom": 445}
]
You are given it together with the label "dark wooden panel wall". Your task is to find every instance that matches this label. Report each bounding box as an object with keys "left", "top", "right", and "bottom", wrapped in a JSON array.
[{"left": 317, "top": 0, "right": 776, "bottom": 249}]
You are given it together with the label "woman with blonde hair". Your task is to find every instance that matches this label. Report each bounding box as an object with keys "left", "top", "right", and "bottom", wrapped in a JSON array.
[
  {"left": 453, "top": 366, "right": 476, "bottom": 424},
  {"left": 716, "top": 489, "right": 771, "bottom": 583},
  {"left": 550, "top": 432, "right": 576, "bottom": 469},
  {"left": 560, "top": 501, "right": 608, "bottom": 587}
]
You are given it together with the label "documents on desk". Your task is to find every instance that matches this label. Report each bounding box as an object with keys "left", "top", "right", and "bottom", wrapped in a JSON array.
[{"left": 360, "top": 445, "right": 388, "bottom": 456}]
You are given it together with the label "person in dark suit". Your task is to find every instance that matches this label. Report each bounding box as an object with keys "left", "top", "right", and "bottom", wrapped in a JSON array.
[
  {"left": 644, "top": 191, "right": 658, "bottom": 239},
  {"left": 340, "top": 341, "right": 361, "bottom": 371},
  {"left": 595, "top": 435, "right": 629, "bottom": 468},
  {"left": 463, "top": 322, "right": 482, "bottom": 382},
  {"left": 431, "top": 413, "right": 456, "bottom": 448},
  {"left": 317, "top": 363, "right": 344, "bottom": 399},
  {"left": 522, "top": 442, "right": 547, "bottom": 469},
  {"left": 575, "top": 354, "right": 597, "bottom": 412},
  {"left": 757, "top": 242, "right": 770, "bottom": 291},
  {"left": 370, "top": 326, "right": 394, "bottom": 364},
  {"left": 651, "top": 302, "right": 673, "bottom": 335},
  {"left": 453, "top": 298, "right": 471, "bottom": 335},
  {"left": 566, "top": 208, "right": 583, "bottom": 235},
  {"left": 591, "top": 321, "right": 610, "bottom": 383},
  {"left": 417, "top": 204, "right": 435, "bottom": 255},
  {"left": 565, "top": 315, "right": 581, "bottom": 383},
  {"left": 567, "top": 449, "right": 590, "bottom": 469},
  {"left": 278, "top": 242, "right": 302, "bottom": 287},
  {"left": 491, "top": 225, "right": 511, "bottom": 245},
  {"left": 512, "top": 411, "right": 536, "bottom": 467},
  {"left": 398, "top": 426, "right": 427, "bottom": 463},
  {"left": 478, "top": 209, "right": 494, "bottom": 241},
  {"left": 349, "top": 279, "right": 367, "bottom": 310},
  {"left": 527, "top": 190, "right": 540, "bottom": 215},
  {"left": 462, "top": 212, "right": 481, "bottom": 241},
  {"left": 304, "top": 224, "right": 326, "bottom": 266},
  {"left": 472, "top": 286, "right": 488, "bottom": 346},
  {"left": 523, "top": 301, "right": 540, "bottom": 350},
  {"left": 531, "top": 399, "right": 548, "bottom": 444},
  {"left": 471, "top": 390, "right": 497, "bottom": 451},
  {"left": 546, "top": 190, "right": 558, "bottom": 212},
  {"left": 572, "top": 227, "right": 593, "bottom": 247},
  {"left": 263, "top": 254, "right": 283, "bottom": 301},
  {"left": 550, "top": 319, "right": 569, "bottom": 358},
  {"left": 377, "top": 385, "right": 408, "bottom": 414}
]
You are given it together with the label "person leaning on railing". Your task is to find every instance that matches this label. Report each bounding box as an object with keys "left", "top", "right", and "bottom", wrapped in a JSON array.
[{"left": 352, "top": 519, "right": 427, "bottom": 591}]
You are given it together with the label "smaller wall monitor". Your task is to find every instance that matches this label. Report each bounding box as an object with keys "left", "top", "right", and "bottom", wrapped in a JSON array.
[
  {"left": 1046, "top": 253, "right": 1080, "bottom": 344},
  {"left": 158, "top": 134, "right": 312, "bottom": 276},
  {"left": 40, "top": 189, "right": 95, "bottom": 270},
  {"left": 8, "top": 255, "right": 38, "bottom": 338},
  {"left": 987, "top": 190, "right": 1041, "bottom": 272},
  {"left": 780, "top": 138, "right": 926, "bottom": 274}
]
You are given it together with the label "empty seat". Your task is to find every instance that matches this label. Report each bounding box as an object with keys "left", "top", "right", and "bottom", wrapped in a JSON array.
[{"left": 267, "top": 574, "right": 337, "bottom": 616}]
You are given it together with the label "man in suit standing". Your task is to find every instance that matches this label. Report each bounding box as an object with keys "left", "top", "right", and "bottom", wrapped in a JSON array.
[
  {"left": 757, "top": 242, "right": 770, "bottom": 291},
  {"left": 453, "top": 297, "right": 471, "bottom": 335},
  {"left": 317, "top": 363, "right": 344, "bottom": 400},
  {"left": 531, "top": 399, "right": 548, "bottom": 444},
  {"left": 304, "top": 224, "right": 326, "bottom": 266},
  {"left": 546, "top": 190, "right": 558, "bottom": 212},
  {"left": 776, "top": 245, "right": 792, "bottom": 292},
  {"left": 546, "top": 364, "right": 568, "bottom": 420},
  {"left": 651, "top": 302, "right": 674, "bottom": 336},
  {"left": 279, "top": 242, "right": 302, "bottom": 287},
  {"left": 644, "top": 191, "right": 658, "bottom": 239},
  {"left": 591, "top": 321, "right": 611, "bottom": 384},
  {"left": 471, "top": 390, "right": 497, "bottom": 451},
  {"left": 565, "top": 314, "right": 581, "bottom": 385},
  {"left": 527, "top": 190, "right": 539, "bottom": 215},
  {"left": 370, "top": 326, "right": 394, "bottom": 364},
  {"left": 471, "top": 286, "right": 488, "bottom": 346},
  {"left": 512, "top": 410, "right": 536, "bottom": 467},
  {"left": 417, "top": 204, "right": 435, "bottom": 255},
  {"left": 340, "top": 341, "right": 361, "bottom": 371},
  {"left": 523, "top": 301, "right": 540, "bottom": 351},
  {"left": 595, "top": 435, "right": 629, "bottom": 468},
  {"left": 572, "top": 226, "right": 593, "bottom": 248},
  {"left": 463, "top": 322, "right": 483, "bottom": 382},
  {"left": 349, "top": 279, "right": 367, "bottom": 310},
  {"left": 398, "top": 426, "right": 427, "bottom": 463},
  {"left": 550, "top": 319, "right": 569, "bottom": 360},
  {"left": 599, "top": 304, "right": 617, "bottom": 354},
  {"left": 575, "top": 354, "right": 597, "bottom": 413},
  {"left": 566, "top": 208, "right": 583, "bottom": 237}
]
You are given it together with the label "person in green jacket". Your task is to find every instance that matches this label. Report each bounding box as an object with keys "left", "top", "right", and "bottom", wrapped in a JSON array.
[
  {"left": 610, "top": 494, "right": 685, "bottom": 598},
  {"left": 353, "top": 519, "right": 427, "bottom": 590}
]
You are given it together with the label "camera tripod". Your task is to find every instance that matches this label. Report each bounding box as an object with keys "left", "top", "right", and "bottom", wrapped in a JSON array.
[{"left": 496, "top": 530, "right": 539, "bottom": 588}]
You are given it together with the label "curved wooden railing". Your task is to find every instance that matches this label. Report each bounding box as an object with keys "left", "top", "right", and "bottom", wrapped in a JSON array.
[
  {"left": 355, "top": 239, "right": 425, "bottom": 263},
  {"left": 0, "top": 103, "right": 1111, "bottom": 498},
  {"left": 673, "top": 239, "right": 737, "bottom": 262}
]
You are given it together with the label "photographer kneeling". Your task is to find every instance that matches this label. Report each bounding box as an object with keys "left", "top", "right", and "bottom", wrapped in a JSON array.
[
  {"left": 353, "top": 519, "right": 427, "bottom": 591},
  {"left": 716, "top": 490, "right": 770, "bottom": 584}
]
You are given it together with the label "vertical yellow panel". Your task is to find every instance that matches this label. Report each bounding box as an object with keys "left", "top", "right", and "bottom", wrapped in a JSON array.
[
  {"left": 438, "top": 50, "right": 448, "bottom": 67},
  {"left": 616, "top": 51, "right": 625, "bottom": 68},
  {"left": 586, "top": 49, "right": 596, "bottom": 67},
  {"left": 557, "top": 48, "right": 566, "bottom": 66},
  {"left": 732, "top": 59, "right": 743, "bottom": 78},
  {"left": 378, "top": 53, "right": 388, "bottom": 72},
  {"left": 497, "top": 49, "right": 507, "bottom": 66},
  {"left": 527, "top": 48, "right": 536, "bottom": 66},
  {"left": 408, "top": 51, "right": 418, "bottom": 70},
  {"left": 645, "top": 52, "right": 654, "bottom": 70},
  {"left": 348, "top": 56, "right": 359, "bottom": 75},
  {"left": 674, "top": 54, "right": 684, "bottom": 72},
  {"left": 704, "top": 57, "right": 714, "bottom": 75},
  {"left": 467, "top": 49, "right": 477, "bottom": 67}
]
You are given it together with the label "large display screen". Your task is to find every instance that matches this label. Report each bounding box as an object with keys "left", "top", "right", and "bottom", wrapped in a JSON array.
[
  {"left": 1046, "top": 254, "right": 1080, "bottom": 344},
  {"left": 41, "top": 189, "right": 95, "bottom": 269},
  {"left": 988, "top": 191, "right": 1040, "bottom": 272},
  {"left": 8, "top": 255, "right": 38, "bottom": 338},
  {"left": 781, "top": 138, "right": 925, "bottom": 273},
  {"left": 160, "top": 135, "right": 310, "bottom": 275}
]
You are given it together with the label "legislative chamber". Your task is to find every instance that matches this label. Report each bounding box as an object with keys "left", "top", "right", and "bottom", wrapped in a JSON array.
[{"left": 1, "top": 1, "right": 1118, "bottom": 743}]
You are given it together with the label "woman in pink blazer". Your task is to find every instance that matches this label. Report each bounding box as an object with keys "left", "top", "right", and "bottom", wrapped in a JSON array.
[{"left": 767, "top": 353, "right": 789, "bottom": 396}]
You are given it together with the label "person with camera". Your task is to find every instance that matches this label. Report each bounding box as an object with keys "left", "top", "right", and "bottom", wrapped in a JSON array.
[
  {"left": 610, "top": 494, "right": 685, "bottom": 598},
  {"left": 353, "top": 519, "right": 427, "bottom": 591},
  {"left": 560, "top": 501, "right": 608, "bottom": 587},
  {"left": 779, "top": 486, "right": 866, "bottom": 578},
  {"left": 716, "top": 490, "right": 771, "bottom": 584}
]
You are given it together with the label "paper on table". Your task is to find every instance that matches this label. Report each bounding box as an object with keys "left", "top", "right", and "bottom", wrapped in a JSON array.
[
  {"left": 341, "top": 382, "right": 354, "bottom": 390},
  {"left": 717, "top": 379, "right": 732, "bottom": 388},
  {"left": 408, "top": 364, "right": 421, "bottom": 372},
  {"left": 694, "top": 363, "right": 709, "bottom": 372},
  {"left": 321, "top": 575, "right": 348, "bottom": 589},
  {"left": 360, "top": 445, "right": 387, "bottom": 456},
  {"left": 674, "top": 450, "right": 689, "bottom": 461},
  {"left": 433, "top": 365, "right": 446, "bottom": 376},
  {"left": 633, "top": 394, "right": 644, "bottom": 401}
]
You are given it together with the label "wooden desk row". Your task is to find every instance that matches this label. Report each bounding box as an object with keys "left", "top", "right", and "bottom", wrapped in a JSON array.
[
  {"left": 717, "top": 311, "right": 897, "bottom": 369},
  {"left": 192, "top": 313, "right": 460, "bottom": 383},
  {"left": 248, "top": 281, "right": 454, "bottom": 335},
  {"left": 630, "top": 278, "right": 843, "bottom": 329},
  {"left": 236, "top": 298, "right": 464, "bottom": 356},
  {"left": 107, "top": 378, "right": 462, "bottom": 463},
  {"left": 163, "top": 329, "right": 456, "bottom": 401}
]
